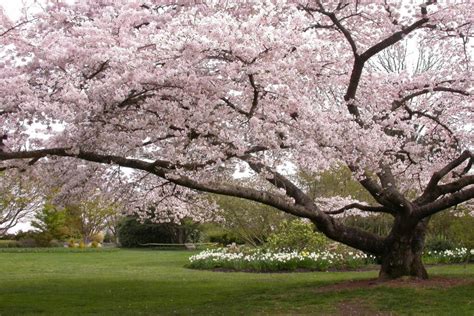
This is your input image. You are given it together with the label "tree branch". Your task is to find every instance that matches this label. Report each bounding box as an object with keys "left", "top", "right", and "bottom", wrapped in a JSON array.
[
  {"left": 0, "top": 18, "right": 35, "bottom": 37},
  {"left": 415, "top": 186, "right": 474, "bottom": 219},
  {"left": 324, "top": 203, "right": 393, "bottom": 215},
  {"left": 220, "top": 97, "right": 249, "bottom": 117},
  {"left": 248, "top": 74, "right": 260, "bottom": 117},
  {"left": 0, "top": 147, "right": 386, "bottom": 254},
  {"left": 344, "top": 9, "right": 432, "bottom": 122},
  {"left": 392, "top": 86, "right": 470, "bottom": 111},
  {"left": 415, "top": 150, "right": 473, "bottom": 204},
  {"left": 360, "top": 17, "right": 430, "bottom": 61},
  {"left": 376, "top": 165, "right": 413, "bottom": 214},
  {"left": 324, "top": 12, "right": 358, "bottom": 57},
  {"left": 438, "top": 175, "right": 474, "bottom": 195}
]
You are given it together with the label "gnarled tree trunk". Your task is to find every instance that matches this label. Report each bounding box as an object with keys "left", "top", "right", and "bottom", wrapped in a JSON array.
[{"left": 379, "top": 219, "right": 429, "bottom": 280}]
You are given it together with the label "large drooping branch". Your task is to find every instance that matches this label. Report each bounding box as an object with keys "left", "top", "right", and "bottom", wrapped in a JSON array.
[
  {"left": 243, "top": 158, "right": 385, "bottom": 254},
  {"left": 0, "top": 147, "right": 386, "bottom": 254},
  {"left": 0, "top": 148, "right": 312, "bottom": 218}
]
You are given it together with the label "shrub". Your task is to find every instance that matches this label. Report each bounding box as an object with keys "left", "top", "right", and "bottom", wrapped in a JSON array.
[
  {"left": 425, "top": 235, "right": 457, "bottom": 252},
  {"left": 207, "top": 230, "right": 244, "bottom": 246},
  {"left": 103, "top": 231, "right": 115, "bottom": 243},
  {"left": 18, "top": 238, "right": 37, "bottom": 248},
  {"left": 91, "top": 232, "right": 105, "bottom": 243},
  {"left": 450, "top": 210, "right": 474, "bottom": 250},
  {"left": 427, "top": 207, "right": 474, "bottom": 250},
  {"left": 49, "top": 239, "right": 63, "bottom": 248},
  {"left": 0, "top": 240, "right": 19, "bottom": 248},
  {"left": 67, "top": 239, "right": 76, "bottom": 248},
  {"left": 117, "top": 216, "right": 200, "bottom": 247},
  {"left": 341, "top": 214, "right": 393, "bottom": 237},
  {"left": 266, "top": 219, "right": 328, "bottom": 252}
]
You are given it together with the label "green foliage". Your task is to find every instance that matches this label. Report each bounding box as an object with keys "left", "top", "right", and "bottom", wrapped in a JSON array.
[
  {"left": 299, "top": 166, "right": 375, "bottom": 203},
  {"left": 205, "top": 226, "right": 244, "bottom": 245},
  {"left": 117, "top": 216, "right": 200, "bottom": 248},
  {"left": 450, "top": 210, "right": 474, "bottom": 250},
  {"left": 425, "top": 235, "right": 457, "bottom": 252},
  {"left": 266, "top": 219, "right": 329, "bottom": 252},
  {"left": 30, "top": 198, "right": 119, "bottom": 245},
  {"left": 0, "top": 240, "right": 19, "bottom": 248},
  {"left": 63, "top": 200, "right": 118, "bottom": 243},
  {"left": 31, "top": 203, "right": 70, "bottom": 242},
  {"left": 428, "top": 210, "right": 457, "bottom": 239},
  {"left": 17, "top": 237, "right": 37, "bottom": 248},
  {"left": 49, "top": 239, "right": 63, "bottom": 248},
  {"left": 211, "top": 193, "right": 293, "bottom": 246},
  {"left": 428, "top": 207, "right": 474, "bottom": 250},
  {"left": 341, "top": 214, "right": 394, "bottom": 238}
]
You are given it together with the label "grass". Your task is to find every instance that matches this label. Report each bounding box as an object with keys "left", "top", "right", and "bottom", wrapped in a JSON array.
[
  {"left": 0, "top": 249, "right": 473, "bottom": 315},
  {"left": 0, "top": 247, "right": 119, "bottom": 253}
]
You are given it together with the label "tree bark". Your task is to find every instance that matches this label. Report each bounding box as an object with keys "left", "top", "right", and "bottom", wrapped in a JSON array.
[{"left": 379, "top": 220, "right": 429, "bottom": 280}]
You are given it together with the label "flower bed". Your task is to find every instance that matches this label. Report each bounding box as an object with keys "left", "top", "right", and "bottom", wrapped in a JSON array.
[
  {"left": 188, "top": 248, "right": 376, "bottom": 272},
  {"left": 423, "top": 248, "right": 474, "bottom": 264}
]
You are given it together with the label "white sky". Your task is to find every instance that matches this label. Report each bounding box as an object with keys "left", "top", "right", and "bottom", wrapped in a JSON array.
[{"left": 1, "top": 0, "right": 39, "bottom": 21}]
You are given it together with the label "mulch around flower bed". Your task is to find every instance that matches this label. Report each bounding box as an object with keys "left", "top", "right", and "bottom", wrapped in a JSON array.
[
  {"left": 315, "top": 276, "right": 474, "bottom": 293},
  {"left": 188, "top": 264, "right": 381, "bottom": 273}
]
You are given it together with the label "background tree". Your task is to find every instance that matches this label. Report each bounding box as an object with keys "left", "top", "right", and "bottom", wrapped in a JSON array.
[
  {"left": 0, "top": 1, "right": 473, "bottom": 279},
  {"left": 299, "top": 166, "right": 394, "bottom": 238},
  {"left": 211, "top": 190, "right": 294, "bottom": 246},
  {"left": 63, "top": 199, "right": 119, "bottom": 243},
  {"left": 0, "top": 171, "right": 42, "bottom": 236},
  {"left": 31, "top": 203, "right": 69, "bottom": 245}
]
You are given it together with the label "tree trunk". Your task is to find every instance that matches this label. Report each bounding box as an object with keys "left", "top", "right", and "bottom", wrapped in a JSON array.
[{"left": 379, "top": 220, "right": 429, "bottom": 280}]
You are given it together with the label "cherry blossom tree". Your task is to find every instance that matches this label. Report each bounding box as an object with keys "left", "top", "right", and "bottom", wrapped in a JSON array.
[
  {"left": 0, "top": 171, "right": 42, "bottom": 236},
  {"left": 0, "top": 1, "right": 473, "bottom": 279}
]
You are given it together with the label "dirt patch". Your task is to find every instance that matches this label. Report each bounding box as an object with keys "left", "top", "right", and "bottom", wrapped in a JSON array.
[
  {"left": 191, "top": 264, "right": 380, "bottom": 274},
  {"left": 315, "top": 276, "right": 474, "bottom": 293},
  {"left": 334, "top": 299, "right": 391, "bottom": 316}
]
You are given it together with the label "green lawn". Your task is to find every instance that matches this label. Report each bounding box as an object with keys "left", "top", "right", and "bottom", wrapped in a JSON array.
[{"left": 0, "top": 249, "right": 473, "bottom": 315}]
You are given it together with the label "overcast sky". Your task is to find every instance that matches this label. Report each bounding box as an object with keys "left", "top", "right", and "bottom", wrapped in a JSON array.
[{"left": 1, "top": 0, "right": 52, "bottom": 22}]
